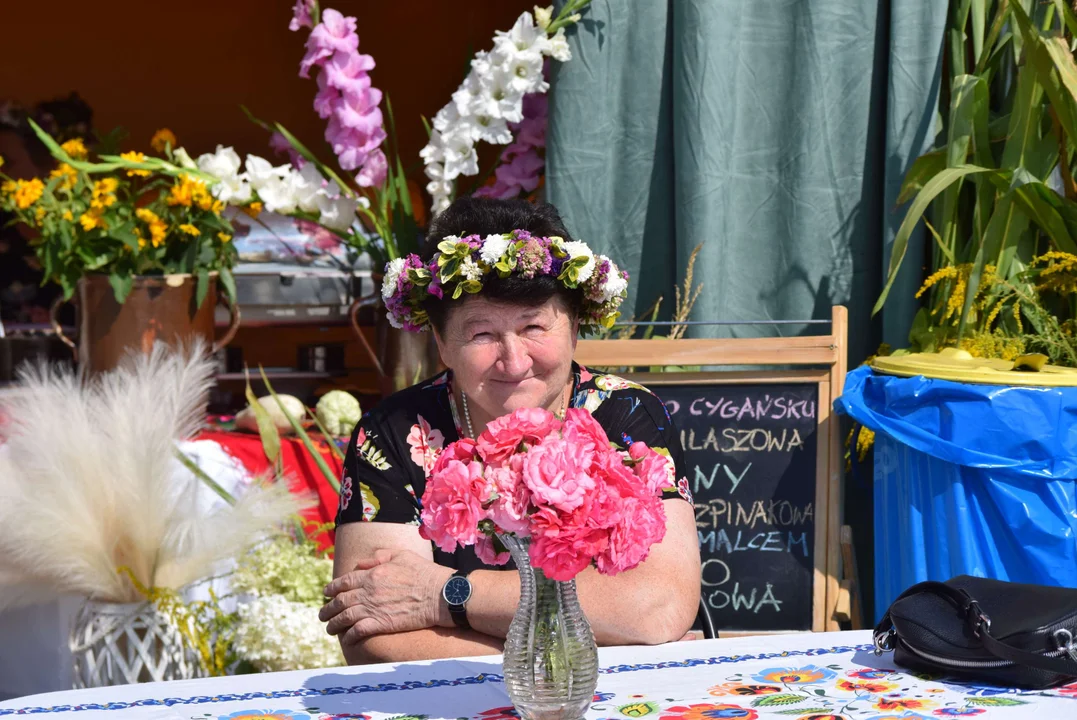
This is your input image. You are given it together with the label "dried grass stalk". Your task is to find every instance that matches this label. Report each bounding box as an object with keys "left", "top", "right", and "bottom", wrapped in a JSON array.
[{"left": 0, "top": 340, "right": 304, "bottom": 610}]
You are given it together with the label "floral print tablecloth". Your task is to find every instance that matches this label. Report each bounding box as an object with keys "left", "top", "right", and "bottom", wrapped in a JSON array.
[{"left": 1, "top": 631, "right": 1073, "bottom": 720}]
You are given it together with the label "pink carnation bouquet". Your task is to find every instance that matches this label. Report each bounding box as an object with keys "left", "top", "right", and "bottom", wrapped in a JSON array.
[{"left": 419, "top": 406, "right": 669, "bottom": 581}]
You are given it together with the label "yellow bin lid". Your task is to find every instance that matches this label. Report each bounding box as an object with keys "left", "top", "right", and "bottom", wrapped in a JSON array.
[{"left": 870, "top": 348, "right": 1077, "bottom": 387}]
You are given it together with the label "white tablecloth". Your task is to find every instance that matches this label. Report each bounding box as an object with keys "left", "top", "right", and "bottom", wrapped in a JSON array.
[{"left": 2, "top": 631, "right": 1075, "bottom": 719}]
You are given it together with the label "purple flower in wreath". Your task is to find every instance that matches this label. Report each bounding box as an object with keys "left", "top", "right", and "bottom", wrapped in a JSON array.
[
  {"left": 933, "top": 709, "right": 986, "bottom": 717},
  {"left": 848, "top": 668, "right": 894, "bottom": 680},
  {"left": 593, "top": 692, "right": 616, "bottom": 703}
]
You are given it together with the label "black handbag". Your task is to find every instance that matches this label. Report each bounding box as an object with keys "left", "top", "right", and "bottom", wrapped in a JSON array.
[{"left": 873, "top": 575, "right": 1077, "bottom": 689}]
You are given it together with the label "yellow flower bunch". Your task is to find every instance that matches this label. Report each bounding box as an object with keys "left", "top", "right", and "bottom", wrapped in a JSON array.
[
  {"left": 136, "top": 208, "right": 167, "bottom": 248},
  {"left": 120, "top": 151, "right": 151, "bottom": 178},
  {"left": 168, "top": 173, "right": 217, "bottom": 213},
  {"left": 10, "top": 178, "right": 45, "bottom": 209},
  {"left": 49, "top": 162, "right": 78, "bottom": 190},
  {"left": 0, "top": 123, "right": 240, "bottom": 305}
]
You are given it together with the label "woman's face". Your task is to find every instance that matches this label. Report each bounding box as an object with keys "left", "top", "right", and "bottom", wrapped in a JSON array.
[{"left": 433, "top": 295, "right": 579, "bottom": 421}]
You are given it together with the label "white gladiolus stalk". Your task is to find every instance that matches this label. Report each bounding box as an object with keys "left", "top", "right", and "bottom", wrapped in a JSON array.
[{"left": 420, "top": 6, "right": 586, "bottom": 216}]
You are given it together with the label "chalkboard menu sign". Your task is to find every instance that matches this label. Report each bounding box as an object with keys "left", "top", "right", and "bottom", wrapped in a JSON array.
[
  {"left": 654, "top": 381, "right": 822, "bottom": 633},
  {"left": 576, "top": 306, "right": 849, "bottom": 634}
]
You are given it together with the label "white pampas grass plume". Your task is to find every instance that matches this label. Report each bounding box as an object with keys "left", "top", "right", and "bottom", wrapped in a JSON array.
[{"left": 0, "top": 339, "right": 307, "bottom": 610}]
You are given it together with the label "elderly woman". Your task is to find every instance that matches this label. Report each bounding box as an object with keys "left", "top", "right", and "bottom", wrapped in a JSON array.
[{"left": 321, "top": 197, "right": 701, "bottom": 664}]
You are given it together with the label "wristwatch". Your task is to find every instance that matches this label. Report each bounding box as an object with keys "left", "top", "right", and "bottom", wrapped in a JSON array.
[{"left": 442, "top": 569, "right": 473, "bottom": 629}]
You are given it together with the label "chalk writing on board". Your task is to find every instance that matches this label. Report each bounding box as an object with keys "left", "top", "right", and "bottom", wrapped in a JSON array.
[{"left": 659, "top": 383, "right": 819, "bottom": 632}]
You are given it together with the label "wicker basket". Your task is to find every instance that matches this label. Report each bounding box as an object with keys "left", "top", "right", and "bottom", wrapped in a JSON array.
[{"left": 69, "top": 599, "right": 205, "bottom": 688}]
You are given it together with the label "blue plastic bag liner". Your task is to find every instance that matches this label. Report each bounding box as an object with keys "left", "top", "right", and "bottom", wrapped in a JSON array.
[{"left": 836, "top": 365, "right": 1077, "bottom": 621}]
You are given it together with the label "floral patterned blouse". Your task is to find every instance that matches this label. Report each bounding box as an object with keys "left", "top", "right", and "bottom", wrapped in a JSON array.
[{"left": 336, "top": 362, "right": 693, "bottom": 573}]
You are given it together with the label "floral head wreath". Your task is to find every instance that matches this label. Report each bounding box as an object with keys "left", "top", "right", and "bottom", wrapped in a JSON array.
[{"left": 381, "top": 230, "right": 629, "bottom": 334}]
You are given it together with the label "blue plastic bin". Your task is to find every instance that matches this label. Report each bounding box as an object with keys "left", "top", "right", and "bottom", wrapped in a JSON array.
[{"left": 835, "top": 351, "right": 1077, "bottom": 621}]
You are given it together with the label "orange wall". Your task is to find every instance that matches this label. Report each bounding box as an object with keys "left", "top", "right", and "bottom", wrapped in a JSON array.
[{"left": 2, "top": 1, "right": 531, "bottom": 191}]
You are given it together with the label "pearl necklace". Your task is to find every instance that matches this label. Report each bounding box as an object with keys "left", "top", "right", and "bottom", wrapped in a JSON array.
[{"left": 460, "top": 384, "right": 570, "bottom": 439}]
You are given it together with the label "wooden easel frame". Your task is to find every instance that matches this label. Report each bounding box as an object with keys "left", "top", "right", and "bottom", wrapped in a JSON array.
[{"left": 574, "top": 306, "right": 848, "bottom": 633}]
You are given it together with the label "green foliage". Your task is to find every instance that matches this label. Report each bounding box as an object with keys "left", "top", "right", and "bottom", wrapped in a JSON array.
[{"left": 876, "top": 0, "right": 1077, "bottom": 365}]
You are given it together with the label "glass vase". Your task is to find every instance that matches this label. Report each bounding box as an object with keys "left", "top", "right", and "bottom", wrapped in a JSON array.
[{"left": 501, "top": 535, "right": 599, "bottom": 720}]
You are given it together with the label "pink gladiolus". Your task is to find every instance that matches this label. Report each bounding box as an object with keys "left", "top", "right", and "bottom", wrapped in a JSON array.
[
  {"left": 294, "top": 6, "right": 388, "bottom": 188},
  {"left": 289, "top": 0, "right": 315, "bottom": 31},
  {"left": 356, "top": 148, "right": 388, "bottom": 187}
]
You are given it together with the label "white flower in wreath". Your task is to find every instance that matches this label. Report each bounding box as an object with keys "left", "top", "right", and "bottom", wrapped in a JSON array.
[
  {"left": 563, "top": 240, "right": 596, "bottom": 283},
  {"left": 480, "top": 234, "right": 511, "bottom": 266},
  {"left": 382, "top": 257, "right": 407, "bottom": 301},
  {"left": 600, "top": 267, "right": 628, "bottom": 303},
  {"left": 460, "top": 256, "right": 484, "bottom": 282}
]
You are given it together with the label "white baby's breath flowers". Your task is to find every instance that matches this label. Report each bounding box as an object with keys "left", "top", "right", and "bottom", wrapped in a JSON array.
[{"left": 232, "top": 594, "right": 344, "bottom": 672}]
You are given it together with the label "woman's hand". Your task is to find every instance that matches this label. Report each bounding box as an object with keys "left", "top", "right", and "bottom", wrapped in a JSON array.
[{"left": 320, "top": 548, "right": 454, "bottom": 645}]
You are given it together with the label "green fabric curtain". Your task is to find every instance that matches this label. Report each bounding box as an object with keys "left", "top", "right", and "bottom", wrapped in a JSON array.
[{"left": 547, "top": 0, "right": 947, "bottom": 363}]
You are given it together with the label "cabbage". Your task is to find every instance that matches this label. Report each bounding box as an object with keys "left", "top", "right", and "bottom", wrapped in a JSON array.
[{"left": 315, "top": 390, "right": 362, "bottom": 436}]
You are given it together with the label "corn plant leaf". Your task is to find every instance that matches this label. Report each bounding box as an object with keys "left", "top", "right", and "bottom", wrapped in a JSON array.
[
  {"left": 1012, "top": 3, "right": 1077, "bottom": 145},
  {"left": 957, "top": 243, "right": 986, "bottom": 342},
  {"left": 898, "top": 150, "right": 947, "bottom": 204},
  {"left": 1001, "top": 63, "right": 1050, "bottom": 175},
  {"left": 971, "top": 0, "right": 987, "bottom": 67},
  {"left": 1050, "top": 0, "right": 1077, "bottom": 40},
  {"left": 875, "top": 165, "right": 1004, "bottom": 316},
  {"left": 174, "top": 448, "right": 237, "bottom": 506},
  {"left": 244, "top": 368, "right": 281, "bottom": 469},
  {"left": 982, "top": 192, "right": 1031, "bottom": 279},
  {"left": 1009, "top": 172, "right": 1077, "bottom": 254},
  {"left": 258, "top": 366, "right": 341, "bottom": 494}
]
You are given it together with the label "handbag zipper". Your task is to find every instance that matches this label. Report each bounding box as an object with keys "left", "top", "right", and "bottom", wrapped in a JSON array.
[{"left": 897, "top": 638, "right": 1071, "bottom": 670}]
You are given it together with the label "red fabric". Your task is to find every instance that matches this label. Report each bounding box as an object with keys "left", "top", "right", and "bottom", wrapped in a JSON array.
[{"left": 196, "top": 429, "right": 342, "bottom": 554}]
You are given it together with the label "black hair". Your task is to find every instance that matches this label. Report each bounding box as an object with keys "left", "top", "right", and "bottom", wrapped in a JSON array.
[{"left": 419, "top": 196, "right": 584, "bottom": 334}]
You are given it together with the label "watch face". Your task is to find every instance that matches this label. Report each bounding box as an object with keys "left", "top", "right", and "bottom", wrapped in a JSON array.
[{"left": 443, "top": 576, "right": 472, "bottom": 606}]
